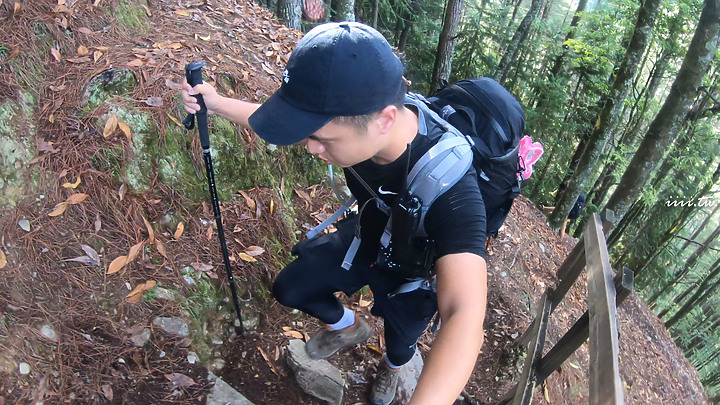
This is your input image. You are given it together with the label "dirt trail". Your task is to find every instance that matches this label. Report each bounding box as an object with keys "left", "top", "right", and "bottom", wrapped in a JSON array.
[{"left": 0, "top": 0, "right": 710, "bottom": 403}]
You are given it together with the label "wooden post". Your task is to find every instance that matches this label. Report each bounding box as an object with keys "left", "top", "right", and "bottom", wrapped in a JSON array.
[
  {"left": 512, "top": 288, "right": 554, "bottom": 405},
  {"left": 586, "top": 213, "right": 623, "bottom": 405},
  {"left": 535, "top": 267, "right": 634, "bottom": 383}
]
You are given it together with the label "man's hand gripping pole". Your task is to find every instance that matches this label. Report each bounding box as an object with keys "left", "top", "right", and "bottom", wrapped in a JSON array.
[{"left": 184, "top": 61, "right": 245, "bottom": 334}]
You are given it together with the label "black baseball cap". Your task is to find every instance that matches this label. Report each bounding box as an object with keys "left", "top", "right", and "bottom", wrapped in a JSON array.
[{"left": 248, "top": 22, "right": 405, "bottom": 146}]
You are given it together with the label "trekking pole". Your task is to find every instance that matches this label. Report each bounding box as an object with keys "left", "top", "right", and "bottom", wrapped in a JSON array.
[{"left": 183, "top": 61, "right": 244, "bottom": 335}]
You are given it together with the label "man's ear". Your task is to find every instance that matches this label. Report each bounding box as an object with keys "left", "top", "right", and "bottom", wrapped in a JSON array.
[{"left": 373, "top": 105, "right": 398, "bottom": 134}]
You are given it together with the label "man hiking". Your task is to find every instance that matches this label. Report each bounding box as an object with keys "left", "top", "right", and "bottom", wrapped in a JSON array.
[{"left": 181, "top": 22, "right": 487, "bottom": 405}]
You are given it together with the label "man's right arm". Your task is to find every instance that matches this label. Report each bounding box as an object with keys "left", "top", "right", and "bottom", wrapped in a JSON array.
[{"left": 181, "top": 82, "right": 260, "bottom": 128}]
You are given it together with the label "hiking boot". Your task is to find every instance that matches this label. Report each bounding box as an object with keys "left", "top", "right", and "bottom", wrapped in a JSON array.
[
  {"left": 305, "top": 316, "right": 371, "bottom": 360},
  {"left": 370, "top": 363, "right": 402, "bottom": 405}
]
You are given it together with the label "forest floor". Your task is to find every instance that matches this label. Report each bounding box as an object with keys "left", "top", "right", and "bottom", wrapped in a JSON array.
[{"left": 0, "top": 0, "right": 711, "bottom": 404}]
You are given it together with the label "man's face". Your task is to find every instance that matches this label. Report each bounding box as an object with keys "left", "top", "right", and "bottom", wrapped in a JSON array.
[{"left": 301, "top": 120, "right": 382, "bottom": 167}]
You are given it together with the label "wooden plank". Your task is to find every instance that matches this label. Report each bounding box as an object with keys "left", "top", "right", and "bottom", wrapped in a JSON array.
[
  {"left": 586, "top": 214, "right": 623, "bottom": 405},
  {"left": 512, "top": 288, "right": 554, "bottom": 405},
  {"left": 536, "top": 267, "right": 634, "bottom": 383}
]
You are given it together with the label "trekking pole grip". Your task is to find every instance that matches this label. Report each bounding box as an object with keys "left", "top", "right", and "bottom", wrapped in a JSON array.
[{"left": 184, "top": 61, "right": 210, "bottom": 150}]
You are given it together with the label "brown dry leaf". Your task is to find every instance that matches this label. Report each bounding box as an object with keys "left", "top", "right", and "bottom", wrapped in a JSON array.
[
  {"left": 294, "top": 188, "right": 311, "bottom": 209},
  {"left": 167, "top": 42, "right": 182, "bottom": 49},
  {"left": 118, "top": 121, "right": 131, "bottom": 140},
  {"left": 144, "top": 97, "right": 163, "bottom": 107},
  {"left": 238, "top": 190, "right": 255, "bottom": 210},
  {"left": 77, "top": 45, "right": 89, "bottom": 56},
  {"left": 283, "top": 330, "right": 303, "bottom": 339},
  {"left": 103, "top": 113, "right": 118, "bottom": 138},
  {"left": 238, "top": 252, "right": 257, "bottom": 263},
  {"left": 359, "top": 298, "right": 372, "bottom": 307},
  {"left": 127, "top": 241, "right": 144, "bottom": 262},
  {"left": 165, "top": 79, "right": 182, "bottom": 90},
  {"left": 165, "top": 373, "right": 196, "bottom": 387},
  {"left": 141, "top": 4, "right": 151, "bottom": 16},
  {"left": 244, "top": 246, "right": 265, "bottom": 256},
  {"left": 174, "top": 222, "right": 185, "bottom": 239},
  {"left": 95, "top": 213, "right": 102, "bottom": 233},
  {"left": 156, "top": 239, "right": 167, "bottom": 258},
  {"left": 270, "top": 200, "right": 275, "bottom": 215},
  {"left": 206, "top": 226, "right": 213, "bottom": 241},
  {"left": 127, "top": 59, "right": 144, "bottom": 67},
  {"left": 50, "top": 48, "right": 61, "bottom": 62},
  {"left": 13, "top": 2, "right": 20, "bottom": 12},
  {"left": 66, "top": 57, "right": 91, "bottom": 64},
  {"left": 257, "top": 346, "right": 279, "bottom": 376},
  {"left": 93, "top": 51, "right": 103, "bottom": 63},
  {"left": 62, "top": 177, "right": 81, "bottom": 189},
  {"left": 101, "top": 384, "right": 113, "bottom": 401},
  {"left": 78, "top": 27, "right": 93, "bottom": 34},
  {"left": 66, "top": 193, "right": 88, "bottom": 205},
  {"left": 107, "top": 255, "right": 128, "bottom": 275},
  {"left": 142, "top": 216, "right": 155, "bottom": 244},
  {"left": 118, "top": 183, "right": 126, "bottom": 201},
  {"left": 0, "top": 249, "right": 7, "bottom": 269},
  {"left": 174, "top": 9, "right": 190, "bottom": 16},
  {"left": 48, "top": 202, "right": 68, "bottom": 217},
  {"left": 125, "top": 280, "right": 155, "bottom": 302},
  {"left": 166, "top": 112, "right": 183, "bottom": 127}
]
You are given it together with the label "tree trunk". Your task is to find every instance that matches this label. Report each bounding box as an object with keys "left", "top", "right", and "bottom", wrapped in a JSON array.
[
  {"left": 371, "top": 0, "right": 379, "bottom": 27},
  {"left": 430, "top": 0, "right": 465, "bottom": 94},
  {"left": 549, "top": 0, "right": 588, "bottom": 78},
  {"left": 510, "top": 0, "right": 524, "bottom": 23},
  {"left": 647, "top": 223, "right": 720, "bottom": 305},
  {"left": 603, "top": 0, "right": 720, "bottom": 227},
  {"left": 277, "top": 0, "right": 302, "bottom": 29},
  {"left": 679, "top": 205, "right": 720, "bottom": 252},
  {"left": 331, "top": 0, "right": 355, "bottom": 21},
  {"left": 493, "top": 0, "right": 544, "bottom": 85},
  {"left": 670, "top": 255, "right": 720, "bottom": 308},
  {"left": 548, "top": 0, "right": 662, "bottom": 230},
  {"left": 665, "top": 260, "right": 720, "bottom": 328},
  {"left": 633, "top": 163, "right": 720, "bottom": 279}
]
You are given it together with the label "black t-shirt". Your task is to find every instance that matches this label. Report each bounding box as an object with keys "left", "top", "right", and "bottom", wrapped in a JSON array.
[{"left": 344, "top": 111, "right": 487, "bottom": 262}]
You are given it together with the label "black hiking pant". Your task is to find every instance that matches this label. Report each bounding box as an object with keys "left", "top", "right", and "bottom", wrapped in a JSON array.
[{"left": 272, "top": 216, "right": 438, "bottom": 366}]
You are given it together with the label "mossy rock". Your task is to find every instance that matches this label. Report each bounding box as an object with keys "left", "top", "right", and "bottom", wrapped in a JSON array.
[
  {"left": 82, "top": 69, "right": 137, "bottom": 111},
  {"left": 0, "top": 93, "right": 38, "bottom": 207}
]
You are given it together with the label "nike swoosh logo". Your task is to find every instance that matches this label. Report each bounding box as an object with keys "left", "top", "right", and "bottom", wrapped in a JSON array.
[{"left": 378, "top": 186, "right": 398, "bottom": 195}]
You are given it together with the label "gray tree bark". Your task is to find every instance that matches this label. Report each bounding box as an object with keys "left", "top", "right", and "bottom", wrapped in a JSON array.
[
  {"left": 493, "top": 0, "right": 544, "bottom": 85},
  {"left": 277, "top": 0, "right": 302, "bottom": 29},
  {"left": 549, "top": 0, "right": 663, "bottom": 230},
  {"left": 331, "top": 0, "right": 355, "bottom": 21},
  {"left": 604, "top": 0, "right": 720, "bottom": 226},
  {"left": 430, "top": 0, "right": 465, "bottom": 94}
]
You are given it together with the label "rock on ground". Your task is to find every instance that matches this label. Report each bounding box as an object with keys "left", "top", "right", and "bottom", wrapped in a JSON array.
[
  {"left": 206, "top": 372, "right": 255, "bottom": 405},
  {"left": 286, "top": 339, "right": 345, "bottom": 405},
  {"left": 152, "top": 317, "right": 189, "bottom": 337}
]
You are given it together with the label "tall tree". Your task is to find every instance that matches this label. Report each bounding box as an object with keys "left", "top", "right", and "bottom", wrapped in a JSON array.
[
  {"left": 601, "top": 0, "right": 720, "bottom": 227},
  {"left": 493, "top": 0, "right": 544, "bottom": 84},
  {"left": 331, "top": 0, "right": 356, "bottom": 21},
  {"left": 549, "top": 0, "right": 589, "bottom": 77},
  {"left": 665, "top": 259, "right": 720, "bottom": 328},
  {"left": 548, "top": 0, "right": 663, "bottom": 229},
  {"left": 430, "top": 0, "right": 465, "bottom": 93},
  {"left": 277, "top": 0, "right": 302, "bottom": 29}
]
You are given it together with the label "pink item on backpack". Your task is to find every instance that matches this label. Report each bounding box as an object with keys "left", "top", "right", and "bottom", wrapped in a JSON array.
[{"left": 518, "top": 135, "right": 544, "bottom": 180}]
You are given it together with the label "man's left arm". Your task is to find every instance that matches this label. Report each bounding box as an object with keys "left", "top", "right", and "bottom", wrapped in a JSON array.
[{"left": 409, "top": 252, "right": 487, "bottom": 404}]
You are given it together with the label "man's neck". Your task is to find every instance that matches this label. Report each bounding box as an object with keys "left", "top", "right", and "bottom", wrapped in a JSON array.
[{"left": 370, "top": 106, "right": 419, "bottom": 165}]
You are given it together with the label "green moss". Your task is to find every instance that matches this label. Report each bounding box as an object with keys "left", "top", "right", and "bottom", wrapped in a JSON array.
[
  {"left": 82, "top": 69, "right": 137, "bottom": 111},
  {"left": 0, "top": 96, "right": 37, "bottom": 207},
  {"left": 113, "top": 0, "right": 150, "bottom": 33}
]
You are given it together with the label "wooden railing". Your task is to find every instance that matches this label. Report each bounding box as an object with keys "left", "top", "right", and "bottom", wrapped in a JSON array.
[{"left": 498, "top": 211, "right": 634, "bottom": 405}]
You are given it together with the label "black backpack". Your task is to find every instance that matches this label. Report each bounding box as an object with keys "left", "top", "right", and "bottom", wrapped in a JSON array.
[{"left": 425, "top": 78, "right": 525, "bottom": 238}]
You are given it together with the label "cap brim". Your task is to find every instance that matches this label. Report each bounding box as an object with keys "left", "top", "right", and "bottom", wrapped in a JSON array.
[{"left": 248, "top": 90, "right": 334, "bottom": 146}]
